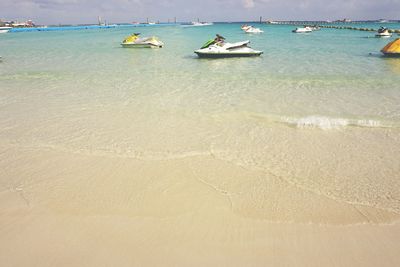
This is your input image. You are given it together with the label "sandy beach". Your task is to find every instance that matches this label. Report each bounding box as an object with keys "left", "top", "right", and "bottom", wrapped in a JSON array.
[{"left": 1, "top": 125, "right": 400, "bottom": 266}]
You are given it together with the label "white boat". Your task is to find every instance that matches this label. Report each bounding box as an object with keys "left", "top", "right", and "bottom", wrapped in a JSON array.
[
  {"left": 194, "top": 35, "right": 262, "bottom": 58},
  {"left": 292, "top": 27, "right": 312, "bottom": 33},
  {"left": 192, "top": 21, "right": 213, "bottom": 26},
  {"left": 376, "top": 27, "right": 392, "bottom": 38},
  {"left": 183, "top": 21, "right": 213, "bottom": 27},
  {"left": 309, "top": 25, "right": 321, "bottom": 31},
  {"left": 121, "top": 33, "right": 164, "bottom": 48},
  {"left": 243, "top": 25, "right": 264, "bottom": 33},
  {"left": 0, "top": 27, "right": 12, "bottom": 34}
]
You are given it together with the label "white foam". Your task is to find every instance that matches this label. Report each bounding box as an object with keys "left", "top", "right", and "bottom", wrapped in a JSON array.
[
  {"left": 355, "top": 119, "right": 382, "bottom": 128},
  {"left": 282, "top": 116, "right": 386, "bottom": 130}
]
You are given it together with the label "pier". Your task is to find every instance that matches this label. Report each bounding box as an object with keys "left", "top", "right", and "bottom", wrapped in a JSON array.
[
  {"left": 265, "top": 21, "right": 400, "bottom": 34},
  {"left": 312, "top": 25, "right": 400, "bottom": 34}
]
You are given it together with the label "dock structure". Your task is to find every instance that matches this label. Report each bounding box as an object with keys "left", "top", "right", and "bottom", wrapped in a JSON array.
[
  {"left": 265, "top": 21, "right": 400, "bottom": 34},
  {"left": 314, "top": 25, "right": 400, "bottom": 34}
]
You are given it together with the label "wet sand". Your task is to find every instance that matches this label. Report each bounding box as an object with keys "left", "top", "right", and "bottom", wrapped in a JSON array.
[{"left": 1, "top": 141, "right": 400, "bottom": 266}]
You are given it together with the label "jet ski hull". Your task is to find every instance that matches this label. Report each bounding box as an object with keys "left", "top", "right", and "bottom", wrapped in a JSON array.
[
  {"left": 375, "top": 34, "right": 392, "bottom": 38},
  {"left": 245, "top": 29, "right": 264, "bottom": 33},
  {"left": 195, "top": 51, "right": 263, "bottom": 58},
  {"left": 121, "top": 43, "right": 162, "bottom": 48},
  {"left": 292, "top": 27, "right": 313, "bottom": 33},
  {"left": 121, "top": 35, "right": 164, "bottom": 48},
  {"left": 195, "top": 40, "right": 262, "bottom": 58}
]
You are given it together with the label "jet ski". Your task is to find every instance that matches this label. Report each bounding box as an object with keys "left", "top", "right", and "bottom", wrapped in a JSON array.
[
  {"left": 194, "top": 35, "right": 263, "bottom": 58},
  {"left": 292, "top": 27, "right": 312, "bottom": 33},
  {"left": 381, "top": 38, "right": 400, "bottom": 57},
  {"left": 241, "top": 24, "right": 251, "bottom": 31},
  {"left": 121, "top": 33, "right": 164, "bottom": 48},
  {"left": 376, "top": 27, "right": 392, "bottom": 38},
  {"left": 243, "top": 25, "right": 264, "bottom": 33}
]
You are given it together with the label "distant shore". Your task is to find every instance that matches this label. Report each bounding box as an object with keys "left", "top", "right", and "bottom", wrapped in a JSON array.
[
  {"left": 7, "top": 20, "right": 400, "bottom": 33},
  {"left": 9, "top": 23, "right": 179, "bottom": 33}
]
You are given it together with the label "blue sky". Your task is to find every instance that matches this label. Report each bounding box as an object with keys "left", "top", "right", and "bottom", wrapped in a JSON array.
[{"left": 1, "top": 0, "right": 399, "bottom": 25}]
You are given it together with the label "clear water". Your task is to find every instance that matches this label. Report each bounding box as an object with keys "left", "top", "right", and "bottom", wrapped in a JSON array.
[
  {"left": 1, "top": 23, "right": 400, "bottom": 124},
  {"left": 1, "top": 23, "right": 400, "bottom": 217}
]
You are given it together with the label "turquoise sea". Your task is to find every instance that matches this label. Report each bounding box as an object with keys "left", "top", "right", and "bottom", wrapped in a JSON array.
[
  {"left": 1, "top": 23, "right": 400, "bottom": 215},
  {"left": 1, "top": 23, "right": 400, "bottom": 123}
]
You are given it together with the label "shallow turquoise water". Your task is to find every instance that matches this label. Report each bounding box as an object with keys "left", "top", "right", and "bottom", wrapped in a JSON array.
[{"left": 1, "top": 23, "right": 399, "bottom": 125}]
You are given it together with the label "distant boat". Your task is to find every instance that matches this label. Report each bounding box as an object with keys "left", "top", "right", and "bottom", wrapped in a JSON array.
[
  {"left": 242, "top": 25, "right": 263, "bottom": 33},
  {"left": 0, "top": 27, "right": 12, "bottom": 34},
  {"left": 292, "top": 27, "right": 312, "bottom": 33},
  {"left": 144, "top": 18, "right": 156, "bottom": 25},
  {"left": 309, "top": 25, "right": 321, "bottom": 31},
  {"left": 181, "top": 21, "right": 213, "bottom": 27},
  {"left": 190, "top": 21, "right": 213, "bottom": 26}
]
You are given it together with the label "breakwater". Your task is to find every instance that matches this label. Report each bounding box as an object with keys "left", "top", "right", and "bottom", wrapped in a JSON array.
[
  {"left": 9, "top": 23, "right": 178, "bottom": 33},
  {"left": 266, "top": 21, "right": 400, "bottom": 34},
  {"left": 315, "top": 25, "right": 400, "bottom": 34}
]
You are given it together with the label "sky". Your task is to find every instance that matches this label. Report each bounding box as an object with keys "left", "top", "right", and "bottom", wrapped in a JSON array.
[{"left": 1, "top": 0, "right": 399, "bottom": 25}]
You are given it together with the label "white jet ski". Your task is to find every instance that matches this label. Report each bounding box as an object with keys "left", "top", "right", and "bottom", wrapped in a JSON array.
[
  {"left": 194, "top": 35, "right": 263, "bottom": 58},
  {"left": 121, "top": 33, "right": 164, "bottom": 48},
  {"left": 243, "top": 26, "right": 264, "bottom": 33},
  {"left": 376, "top": 27, "right": 392, "bottom": 38},
  {"left": 241, "top": 25, "right": 251, "bottom": 31},
  {"left": 292, "top": 27, "right": 312, "bottom": 33}
]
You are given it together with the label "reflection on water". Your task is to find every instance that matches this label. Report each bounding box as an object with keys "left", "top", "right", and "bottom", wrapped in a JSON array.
[{"left": 384, "top": 57, "right": 400, "bottom": 74}]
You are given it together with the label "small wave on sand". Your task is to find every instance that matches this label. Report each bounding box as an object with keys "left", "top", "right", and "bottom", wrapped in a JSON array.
[{"left": 281, "top": 115, "right": 393, "bottom": 130}]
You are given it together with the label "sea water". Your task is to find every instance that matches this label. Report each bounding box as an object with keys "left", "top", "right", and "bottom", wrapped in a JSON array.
[{"left": 1, "top": 23, "right": 400, "bottom": 222}]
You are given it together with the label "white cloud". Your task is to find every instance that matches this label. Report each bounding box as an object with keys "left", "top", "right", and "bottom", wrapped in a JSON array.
[{"left": 0, "top": 0, "right": 399, "bottom": 24}]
